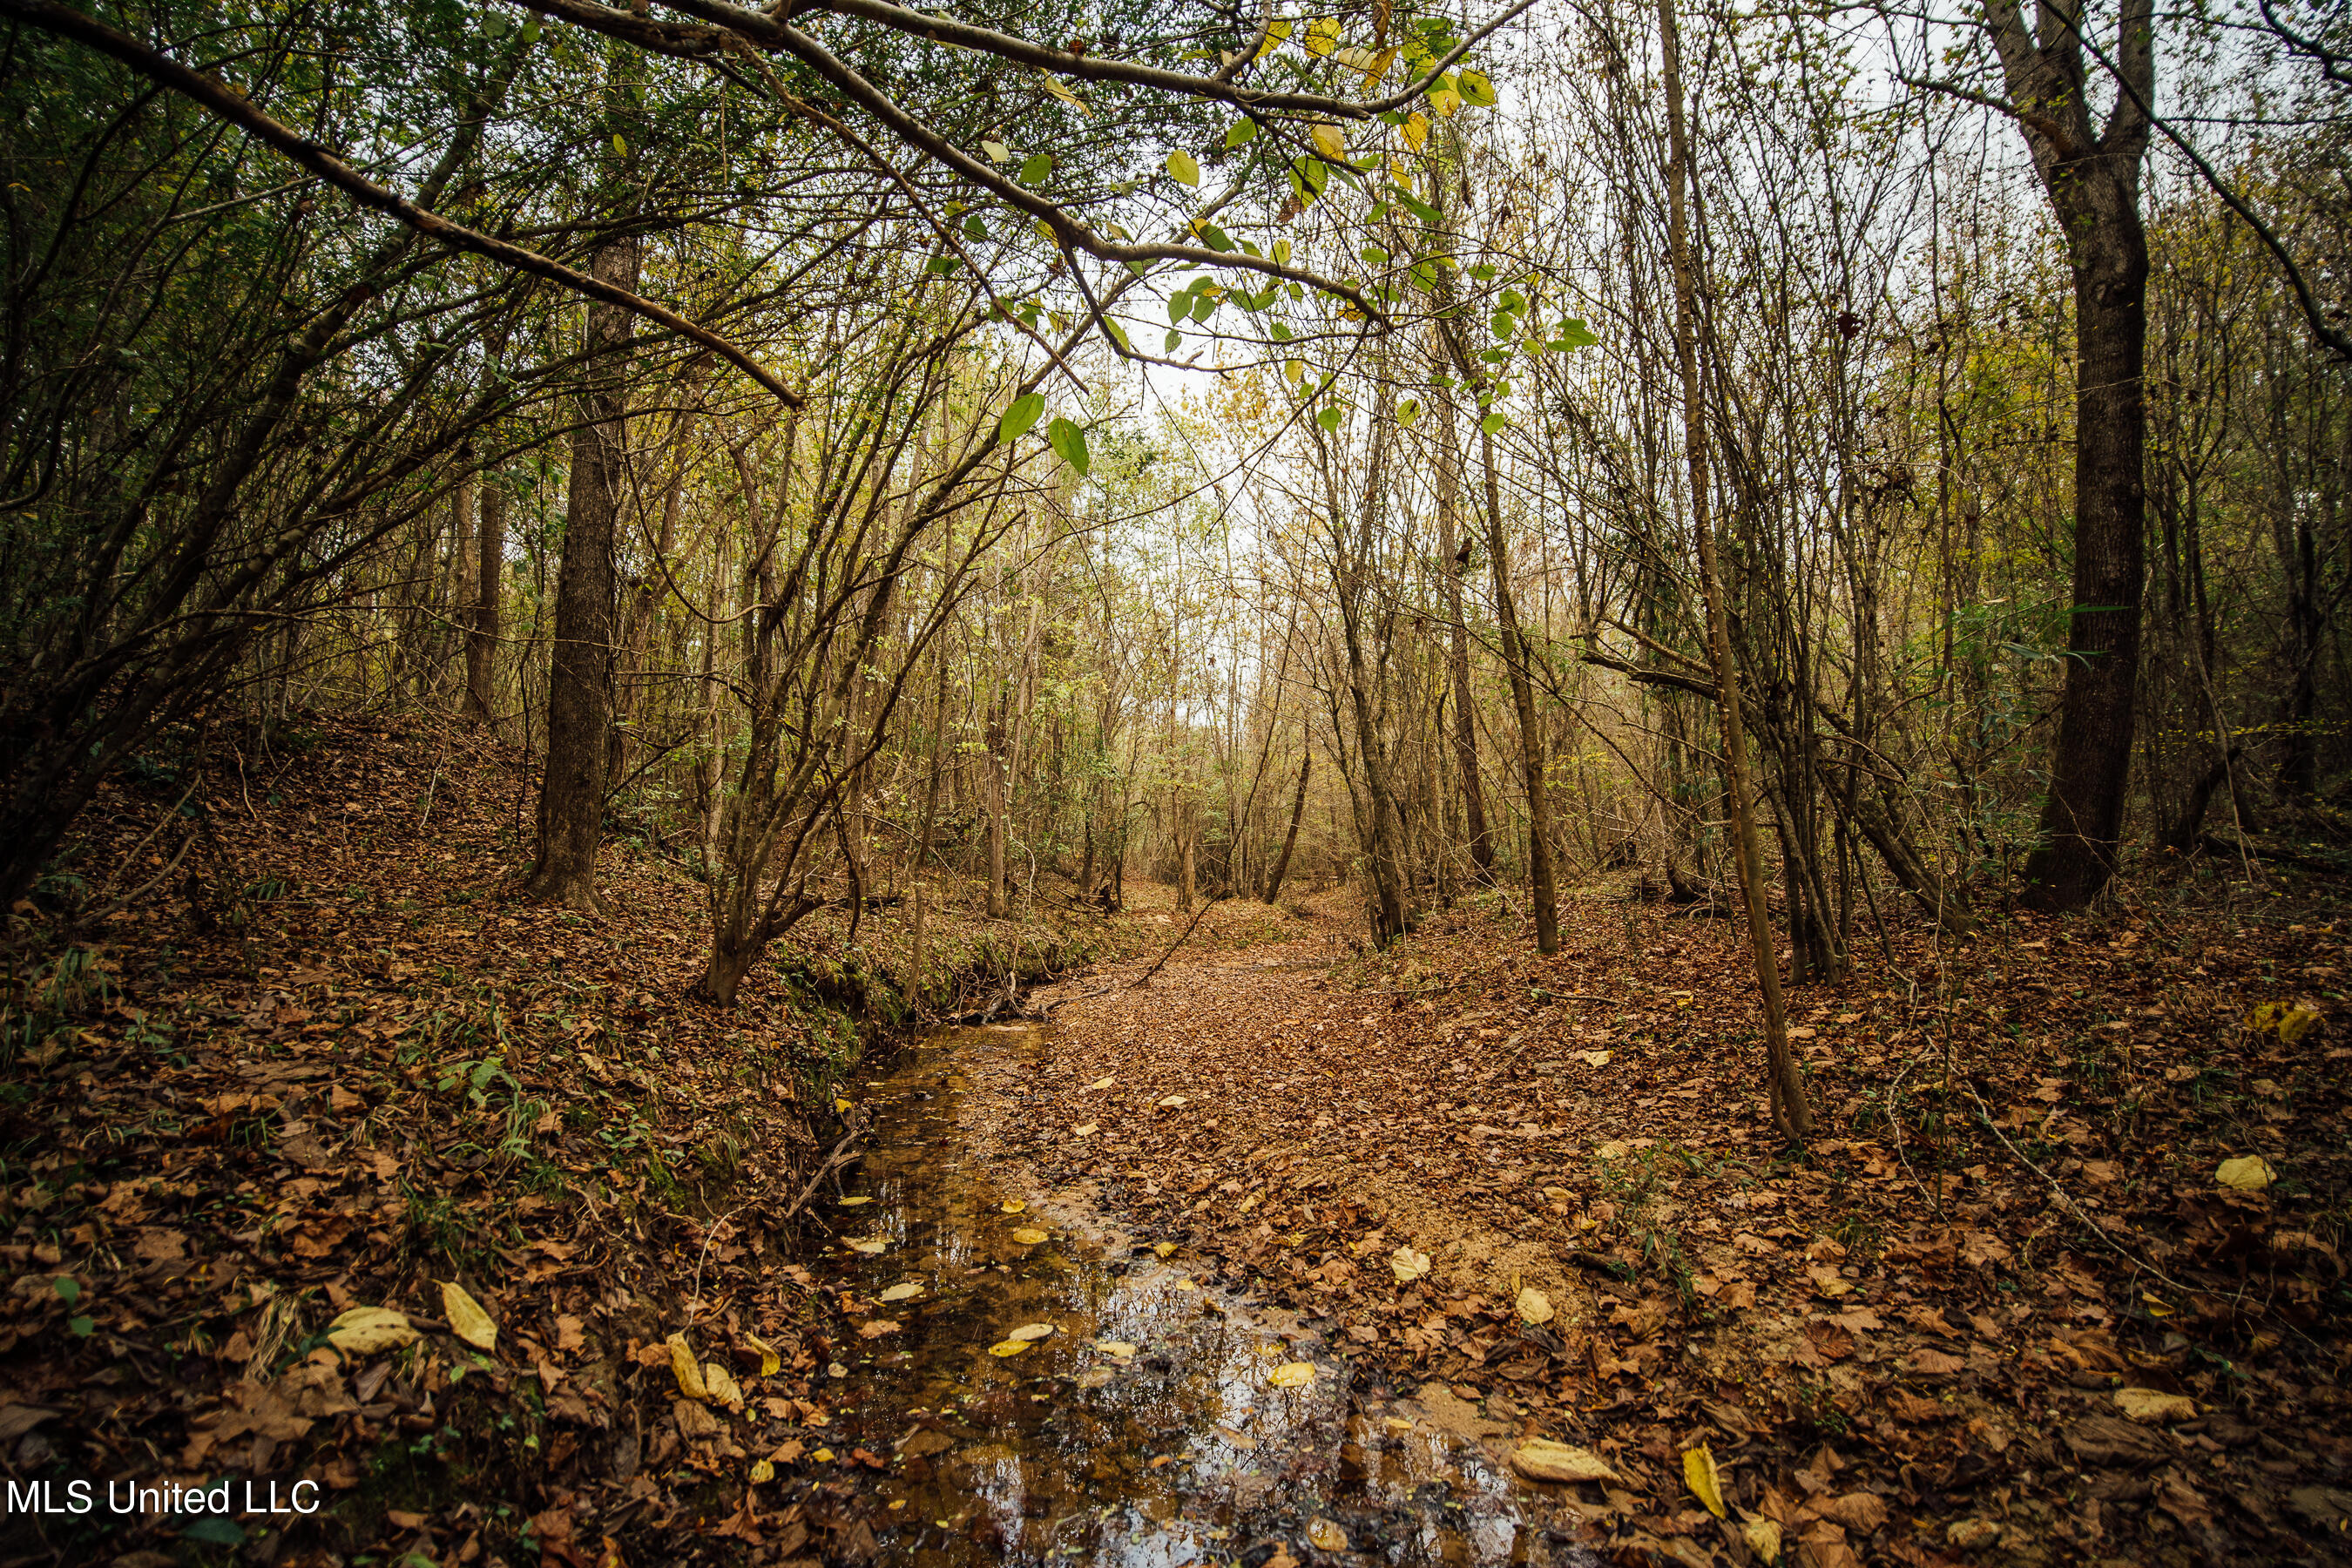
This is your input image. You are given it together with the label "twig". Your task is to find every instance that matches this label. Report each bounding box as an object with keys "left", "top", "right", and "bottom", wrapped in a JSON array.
[{"left": 1130, "top": 896, "right": 1225, "bottom": 988}]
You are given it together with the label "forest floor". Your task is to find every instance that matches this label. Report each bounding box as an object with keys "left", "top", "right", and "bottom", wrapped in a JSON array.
[
  {"left": 980, "top": 876, "right": 2352, "bottom": 1568},
  {"left": 0, "top": 715, "right": 2345, "bottom": 1568}
]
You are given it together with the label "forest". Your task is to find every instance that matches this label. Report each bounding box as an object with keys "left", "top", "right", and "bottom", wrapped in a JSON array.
[{"left": 0, "top": 0, "right": 2346, "bottom": 1563}]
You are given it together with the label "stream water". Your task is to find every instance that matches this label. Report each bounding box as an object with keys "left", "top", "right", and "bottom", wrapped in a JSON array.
[{"left": 814, "top": 1024, "right": 1598, "bottom": 1566}]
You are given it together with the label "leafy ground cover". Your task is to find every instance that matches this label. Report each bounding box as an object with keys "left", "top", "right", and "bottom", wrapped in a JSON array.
[{"left": 979, "top": 882, "right": 2350, "bottom": 1567}]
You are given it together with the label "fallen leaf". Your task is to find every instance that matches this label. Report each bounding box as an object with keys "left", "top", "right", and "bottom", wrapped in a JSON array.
[
  {"left": 1269, "top": 1362, "right": 1316, "bottom": 1389},
  {"left": 1510, "top": 1439, "right": 1619, "bottom": 1484},
  {"left": 847, "top": 1239, "right": 888, "bottom": 1255},
  {"left": 1743, "top": 1517, "right": 1782, "bottom": 1562},
  {"left": 1010, "top": 1227, "right": 1050, "bottom": 1245},
  {"left": 1000, "top": 1200, "right": 1026, "bottom": 1214},
  {"left": 326, "top": 1307, "right": 417, "bottom": 1356},
  {"left": 2216, "top": 1155, "right": 2274, "bottom": 1192},
  {"left": 441, "top": 1281, "right": 496, "bottom": 1351},
  {"left": 668, "top": 1334, "right": 710, "bottom": 1401},
  {"left": 1006, "top": 1322, "right": 1056, "bottom": 1342},
  {"left": 856, "top": 1319, "right": 901, "bottom": 1340},
  {"left": 1093, "top": 1340, "right": 1137, "bottom": 1357},
  {"left": 1157, "top": 1094, "right": 1189, "bottom": 1108},
  {"left": 1307, "top": 1517, "right": 1348, "bottom": 1551},
  {"left": 1945, "top": 1517, "right": 2001, "bottom": 1550},
  {"left": 743, "top": 1332, "right": 781, "bottom": 1375},
  {"left": 703, "top": 1362, "right": 746, "bottom": 1408},
  {"left": 1684, "top": 1443, "right": 1727, "bottom": 1518},
  {"left": 1818, "top": 1491, "right": 1887, "bottom": 1533},
  {"left": 1579, "top": 1051, "right": 1612, "bottom": 1067},
  {"left": 1072, "top": 1123, "right": 1099, "bottom": 1137},
  {"left": 986, "top": 1338, "right": 1032, "bottom": 1357},
  {"left": 1516, "top": 1287, "right": 1554, "bottom": 1325},
  {"left": 878, "top": 1282, "right": 925, "bottom": 1303},
  {"left": 1153, "top": 1241, "right": 1178, "bottom": 1257},
  {"left": 1390, "top": 1247, "right": 1431, "bottom": 1283},
  {"left": 1085, "top": 1076, "right": 1115, "bottom": 1091},
  {"left": 838, "top": 1196, "right": 872, "bottom": 1207},
  {"left": 750, "top": 1458, "right": 774, "bottom": 1484},
  {"left": 2114, "top": 1387, "right": 2197, "bottom": 1424}
]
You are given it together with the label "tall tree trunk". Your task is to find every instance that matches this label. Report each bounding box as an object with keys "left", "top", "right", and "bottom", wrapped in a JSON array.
[
  {"left": 1986, "top": 0, "right": 2156, "bottom": 909},
  {"left": 1473, "top": 416, "right": 1558, "bottom": 954},
  {"left": 526, "top": 233, "right": 640, "bottom": 909},
  {"left": 467, "top": 482, "right": 504, "bottom": 726},
  {"left": 1264, "top": 751, "right": 1311, "bottom": 904},
  {"left": 448, "top": 475, "right": 476, "bottom": 708},
  {"left": 1660, "top": 0, "right": 1810, "bottom": 1139},
  {"left": 1433, "top": 387, "right": 1497, "bottom": 887}
]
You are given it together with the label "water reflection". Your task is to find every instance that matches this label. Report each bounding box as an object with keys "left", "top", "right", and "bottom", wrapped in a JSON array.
[{"left": 821, "top": 1027, "right": 1600, "bottom": 1565}]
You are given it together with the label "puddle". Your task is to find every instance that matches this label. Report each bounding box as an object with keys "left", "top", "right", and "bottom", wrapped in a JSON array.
[{"left": 813, "top": 1024, "right": 1600, "bottom": 1565}]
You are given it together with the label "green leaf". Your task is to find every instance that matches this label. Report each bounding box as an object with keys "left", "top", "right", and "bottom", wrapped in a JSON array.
[
  {"left": 1361, "top": 246, "right": 1390, "bottom": 267},
  {"left": 1274, "top": 239, "right": 1293, "bottom": 265},
  {"left": 1470, "top": 262, "right": 1497, "bottom": 281},
  {"left": 1397, "top": 397, "right": 1421, "bottom": 428},
  {"left": 1225, "top": 118, "right": 1259, "bottom": 148},
  {"left": 1167, "top": 150, "right": 1200, "bottom": 186},
  {"left": 1191, "top": 292, "right": 1219, "bottom": 322},
  {"left": 51, "top": 1278, "right": 78, "bottom": 1306},
  {"left": 1167, "top": 289, "right": 1195, "bottom": 325},
  {"left": 611, "top": 133, "right": 628, "bottom": 158},
  {"left": 926, "top": 256, "right": 960, "bottom": 275},
  {"left": 1556, "top": 318, "right": 1598, "bottom": 349},
  {"left": 1046, "top": 416, "right": 1091, "bottom": 476},
  {"left": 1316, "top": 405, "right": 1343, "bottom": 432},
  {"left": 1103, "top": 318, "right": 1132, "bottom": 352},
  {"left": 1457, "top": 69, "right": 1497, "bottom": 106},
  {"left": 1480, "top": 410, "right": 1507, "bottom": 435},
  {"left": 998, "top": 393, "right": 1046, "bottom": 442},
  {"left": 1291, "top": 156, "right": 1328, "bottom": 199},
  {"left": 68, "top": 1315, "right": 92, "bottom": 1337},
  {"left": 1166, "top": 328, "right": 1184, "bottom": 351},
  {"left": 963, "top": 214, "right": 988, "bottom": 240},
  {"left": 1271, "top": 322, "right": 1294, "bottom": 342},
  {"left": 1491, "top": 310, "right": 1517, "bottom": 337},
  {"left": 1019, "top": 152, "right": 1054, "bottom": 185},
  {"left": 1200, "top": 224, "right": 1234, "bottom": 252}
]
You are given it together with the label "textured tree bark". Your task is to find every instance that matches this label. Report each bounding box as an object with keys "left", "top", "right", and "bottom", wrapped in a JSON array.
[
  {"left": 526, "top": 233, "right": 639, "bottom": 909},
  {"left": 1660, "top": 0, "right": 1809, "bottom": 1139},
  {"left": 1982, "top": 0, "right": 2155, "bottom": 909},
  {"left": 1473, "top": 416, "right": 1558, "bottom": 954},
  {"left": 448, "top": 476, "right": 475, "bottom": 707},
  {"left": 1263, "top": 752, "right": 1311, "bottom": 905},
  {"left": 466, "top": 483, "right": 504, "bottom": 726},
  {"left": 1432, "top": 384, "right": 1496, "bottom": 887}
]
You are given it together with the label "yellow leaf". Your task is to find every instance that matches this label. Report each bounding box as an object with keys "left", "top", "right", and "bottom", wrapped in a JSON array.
[
  {"left": 668, "top": 1333, "right": 709, "bottom": 1401},
  {"left": 1516, "top": 1287, "right": 1555, "bottom": 1325},
  {"left": 813, "top": 1446, "right": 835, "bottom": 1462},
  {"left": 1580, "top": 1051, "right": 1612, "bottom": 1067},
  {"left": 1010, "top": 1227, "right": 1050, "bottom": 1245},
  {"left": 1071, "top": 1123, "right": 1099, "bottom": 1137},
  {"left": 1429, "top": 86, "right": 1461, "bottom": 118},
  {"left": 1285, "top": 358, "right": 1306, "bottom": 385},
  {"left": 987, "top": 1338, "right": 1032, "bottom": 1357},
  {"left": 750, "top": 1458, "right": 774, "bottom": 1484},
  {"left": 1001, "top": 1199, "right": 1026, "bottom": 1213},
  {"left": 1085, "top": 1076, "right": 1115, "bottom": 1091},
  {"left": 1255, "top": 17, "right": 1292, "bottom": 58},
  {"left": 2279, "top": 1004, "right": 2322, "bottom": 1044},
  {"left": 744, "top": 1332, "right": 781, "bottom": 1376},
  {"left": 1401, "top": 112, "right": 1429, "bottom": 152},
  {"left": 1743, "top": 1517, "right": 1782, "bottom": 1562},
  {"left": 1007, "top": 1322, "right": 1056, "bottom": 1342},
  {"left": 441, "top": 1281, "right": 497, "bottom": 1352},
  {"left": 1153, "top": 1241, "right": 1178, "bottom": 1257},
  {"left": 1038, "top": 73, "right": 1092, "bottom": 115},
  {"left": 1510, "top": 1438, "right": 1620, "bottom": 1484},
  {"left": 846, "top": 1238, "right": 887, "bottom": 1254},
  {"left": 1390, "top": 1247, "right": 1431, "bottom": 1283},
  {"left": 2216, "top": 1155, "right": 2274, "bottom": 1192},
  {"left": 1157, "top": 1094, "right": 1189, "bottom": 1107},
  {"left": 1094, "top": 1339, "right": 1137, "bottom": 1357},
  {"left": 2114, "top": 1387, "right": 2197, "bottom": 1423},
  {"left": 1683, "top": 1444, "right": 1727, "bottom": 1518},
  {"left": 835, "top": 1098, "right": 854, "bottom": 1113},
  {"left": 703, "top": 1362, "right": 745, "bottom": 1409},
  {"left": 879, "top": 1282, "right": 925, "bottom": 1302},
  {"left": 1269, "top": 1361, "right": 1317, "bottom": 1389},
  {"left": 1303, "top": 17, "right": 1341, "bottom": 57},
  {"left": 837, "top": 1195, "right": 872, "bottom": 1206},
  {"left": 1310, "top": 124, "right": 1347, "bottom": 161},
  {"left": 326, "top": 1307, "right": 418, "bottom": 1356},
  {"left": 1308, "top": 1518, "right": 1348, "bottom": 1551}
]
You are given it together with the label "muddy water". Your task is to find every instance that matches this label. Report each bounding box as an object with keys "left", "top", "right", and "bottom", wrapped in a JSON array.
[{"left": 819, "top": 1025, "right": 1595, "bottom": 1566}]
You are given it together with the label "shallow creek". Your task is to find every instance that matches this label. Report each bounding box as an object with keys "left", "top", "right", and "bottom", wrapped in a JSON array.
[{"left": 814, "top": 1024, "right": 1596, "bottom": 1566}]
